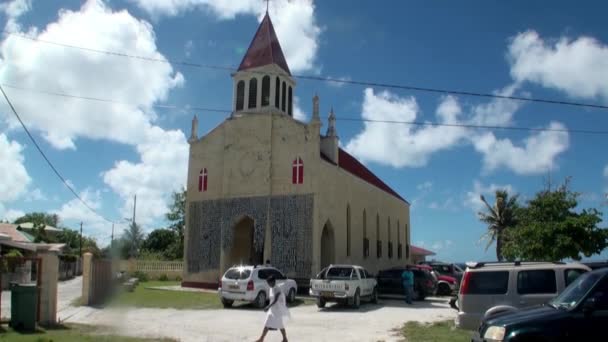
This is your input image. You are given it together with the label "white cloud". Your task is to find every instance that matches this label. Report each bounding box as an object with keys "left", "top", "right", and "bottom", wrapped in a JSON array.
[
  {"left": 0, "top": 133, "right": 30, "bottom": 202},
  {"left": 472, "top": 122, "right": 569, "bottom": 175},
  {"left": 184, "top": 39, "right": 194, "bottom": 58},
  {"left": 0, "top": 0, "right": 184, "bottom": 149},
  {"left": 417, "top": 181, "right": 433, "bottom": 191},
  {"left": 326, "top": 76, "right": 351, "bottom": 88},
  {"left": 431, "top": 240, "right": 453, "bottom": 251},
  {"left": 470, "top": 84, "right": 522, "bottom": 126},
  {"left": 52, "top": 188, "right": 110, "bottom": 240},
  {"left": 509, "top": 30, "right": 608, "bottom": 101},
  {"left": 24, "top": 188, "right": 47, "bottom": 202},
  {"left": 129, "top": 0, "right": 321, "bottom": 73},
  {"left": 292, "top": 96, "right": 307, "bottom": 122},
  {"left": 1, "top": 0, "right": 31, "bottom": 31},
  {"left": 345, "top": 90, "right": 468, "bottom": 168},
  {"left": 465, "top": 180, "right": 515, "bottom": 213},
  {"left": 0, "top": 206, "right": 25, "bottom": 222},
  {"left": 0, "top": 1, "right": 189, "bottom": 227}
]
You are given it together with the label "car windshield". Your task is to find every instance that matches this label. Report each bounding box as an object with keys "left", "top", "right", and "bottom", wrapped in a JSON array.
[
  {"left": 326, "top": 267, "right": 355, "bottom": 279},
  {"left": 550, "top": 272, "right": 602, "bottom": 309},
  {"left": 225, "top": 268, "right": 251, "bottom": 280}
]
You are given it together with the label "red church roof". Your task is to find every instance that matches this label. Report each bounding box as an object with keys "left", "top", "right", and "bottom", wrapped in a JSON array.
[
  {"left": 410, "top": 245, "right": 436, "bottom": 256},
  {"left": 238, "top": 13, "right": 291, "bottom": 76},
  {"left": 321, "top": 149, "right": 408, "bottom": 204}
]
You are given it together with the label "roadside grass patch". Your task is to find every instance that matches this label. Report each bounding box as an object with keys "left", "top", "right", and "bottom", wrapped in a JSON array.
[
  {"left": 0, "top": 323, "right": 175, "bottom": 341},
  {"left": 400, "top": 321, "right": 471, "bottom": 342}
]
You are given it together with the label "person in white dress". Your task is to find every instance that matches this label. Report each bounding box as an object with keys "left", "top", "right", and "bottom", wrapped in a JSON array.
[{"left": 255, "top": 275, "right": 290, "bottom": 342}]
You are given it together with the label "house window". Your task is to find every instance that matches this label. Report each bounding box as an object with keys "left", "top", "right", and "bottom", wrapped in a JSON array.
[
  {"left": 346, "top": 205, "right": 351, "bottom": 257},
  {"left": 376, "top": 214, "right": 381, "bottom": 258},
  {"left": 248, "top": 78, "right": 257, "bottom": 109},
  {"left": 261, "top": 76, "right": 270, "bottom": 107},
  {"left": 388, "top": 242, "right": 393, "bottom": 259},
  {"left": 281, "top": 81, "right": 286, "bottom": 112},
  {"left": 275, "top": 77, "right": 280, "bottom": 108},
  {"left": 397, "top": 221, "right": 401, "bottom": 259},
  {"left": 387, "top": 218, "right": 391, "bottom": 259},
  {"left": 236, "top": 81, "right": 245, "bottom": 111},
  {"left": 292, "top": 157, "right": 304, "bottom": 184},
  {"left": 363, "top": 210, "right": 368, "bottom": 258},
  {"left": 198, "top": 168, "right": 208, "bottom": 192},
  {"left": 288, "top": 86, "right": 293, "bottom": 117}
]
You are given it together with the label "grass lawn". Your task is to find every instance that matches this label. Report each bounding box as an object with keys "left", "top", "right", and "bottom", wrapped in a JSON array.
[
  {"left": 108, "top": 281, "right": 314, "bottom": 310},
  {"left": 400, "top": 321, "right": 472, "bottom": 342},
  {"left": 0, "top": 323, "right": 175, "bottom": 342}
]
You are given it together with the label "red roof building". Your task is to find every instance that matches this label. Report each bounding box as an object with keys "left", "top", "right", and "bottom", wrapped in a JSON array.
[{"left": 238, "top": 13, "right": 291, "bottom": 76}]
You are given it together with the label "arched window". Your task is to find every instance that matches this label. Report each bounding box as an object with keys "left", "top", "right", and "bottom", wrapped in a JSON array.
[
  {"left": 281, "top": 81, "right": 286, "bottom": 112},
  {"left": 292, "top": 157, "right": 303, "bottom": 184},
  {"left": 376, "top": 214, "right": 381, "bottom": 259},
  {"left": 288, "top": 86, "right": 293, "bottom": 117},
  {"left": 388, "top": 217, "right": 392, "bottom": 259},
  {"left": 363, "top": 210, "right": 368, "bottom": 258},
  {"left": 275, "top": 77, "right": 280, "bottom": 108},
  {"left": 198, "top": 168, "right": 208, "bottom": 192},
  {"left": 346, "top": 204, "right": 351, "bottom": 257},
  {"left": 236, "top": 81, "right": 245, "bottom": 111},
  {"left": 261, "top": 76, "right": 270, "bottom": 107},
  {"left": 248, "top": 78, "right": 257, "bottom": 109}
]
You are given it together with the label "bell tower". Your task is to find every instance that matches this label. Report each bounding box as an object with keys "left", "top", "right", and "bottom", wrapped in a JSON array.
[{"left": 232, "top": 12, "right": 296, "bottom": 117}]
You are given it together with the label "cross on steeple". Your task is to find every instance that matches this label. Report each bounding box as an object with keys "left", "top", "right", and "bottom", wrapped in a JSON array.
[{"left": 264, "top": 0, "right": 270, "bottom": 13}]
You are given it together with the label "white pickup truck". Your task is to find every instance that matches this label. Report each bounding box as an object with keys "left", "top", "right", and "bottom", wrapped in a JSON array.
[{"left": 309, "top": 265, "right": 378, "bottom": 308}]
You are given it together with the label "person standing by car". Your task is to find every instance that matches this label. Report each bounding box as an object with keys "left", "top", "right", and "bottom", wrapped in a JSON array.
[
  {"left": 402, "top": 266, "right": 414, "bottom": 304},
  {"left": 255, "top": 275, "right": 290, "bottom": 342}
]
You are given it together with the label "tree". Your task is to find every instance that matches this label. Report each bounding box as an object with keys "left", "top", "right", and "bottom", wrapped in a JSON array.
[
  {"left": 166, "top": 189, "right": 186, "bottom": 259},
  {"left": 13, "top": 212, "right": 59, "bottom": 227},
  {"left": 122, "top": 222, "right": 145, "bottom": 258},
  {"left": 503, "top": 179, "right": 608, "bottom": 261},
  {"left": 142, "top": 228, "right": 177, "bottom": 254},
  {"left": 478, "top": 190, "right": 519, "bottom": 261}
]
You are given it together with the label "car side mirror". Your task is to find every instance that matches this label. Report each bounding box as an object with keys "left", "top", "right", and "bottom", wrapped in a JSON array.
[{"left": 582, "top": 297, "right": 597, "bottom": 314}]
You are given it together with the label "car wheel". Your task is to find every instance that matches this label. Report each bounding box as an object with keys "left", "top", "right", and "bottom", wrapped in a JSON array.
[
  {"left": 288, "top": 288, "right": 296, "bottom": 303},
  {"left": 316, "top": 297, "right": 326, "bottom": 308},
  {"left": 438, "top": 283, "right": 451, "bottom": 296},
  {"left": 255, "top": 291, "right": 267, "bottom": 309},
  {"left": 221, "top": 298, "right": 233, "bottom": 308},
  {"left": 352, "top": 289, "right": 361, "bottom": 309},
  {"left": 371, "top": 287, "right": 379, "bottom": 304}
]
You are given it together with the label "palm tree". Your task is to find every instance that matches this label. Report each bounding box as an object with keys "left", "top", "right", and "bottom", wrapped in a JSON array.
[
  {"left": 122, "top": 222, "right": 145, "bottom": 258},
  {"left": 478, "top": 190, "right": 519, "bottom": 261}
]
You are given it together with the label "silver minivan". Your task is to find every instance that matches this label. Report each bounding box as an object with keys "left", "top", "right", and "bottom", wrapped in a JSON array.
[{"left": 455, "top": 261, "right": 590, "bottom": 330}]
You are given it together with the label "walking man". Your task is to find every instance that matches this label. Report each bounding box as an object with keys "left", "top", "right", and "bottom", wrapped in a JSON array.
[{"left": 402, "top": 265, "right": 414, "bottom": 304}]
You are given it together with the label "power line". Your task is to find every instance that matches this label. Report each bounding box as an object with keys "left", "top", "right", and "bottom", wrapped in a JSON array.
[
  {"left": 4, "top": 30, "right": 608, "bottom": 111},
  {"left": 0, "top": 84, "right": 116, "bottom": 224},
  {"left": 3, "top": 83, "right": 608, "bottom": 136}
]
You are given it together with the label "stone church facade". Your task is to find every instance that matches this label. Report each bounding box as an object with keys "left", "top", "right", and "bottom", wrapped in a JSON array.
[{"left": 183, "top": 13, "right": 411, "bottom": 288}]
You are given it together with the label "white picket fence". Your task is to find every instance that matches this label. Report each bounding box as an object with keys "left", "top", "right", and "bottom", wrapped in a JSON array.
[{"left": 118, "top": 259, "right": 183, "bottom": 280}]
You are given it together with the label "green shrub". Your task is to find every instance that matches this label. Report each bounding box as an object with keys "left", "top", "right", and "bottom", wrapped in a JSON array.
[
  {"left": 131, "top": 271, "right": 148, "bottom": 282},
  {"left": 176, "top": 275, "right": 182, "bottom": 282},
  {"left": 159, "top": 274, "right": 169, "bottom": 281}
]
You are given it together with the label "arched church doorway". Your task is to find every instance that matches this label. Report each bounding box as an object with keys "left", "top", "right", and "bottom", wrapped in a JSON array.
[
  {"left": 227, "top": 216, "right": 263, "bottom": 266},
  {"left": 320, "top": 221, "right": 335, "bottom": 269}
]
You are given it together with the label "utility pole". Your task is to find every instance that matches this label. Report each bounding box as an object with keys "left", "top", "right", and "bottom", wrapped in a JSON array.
[
  {"left": 132, "top": 194, "right": 137, "bottom": 227},
  {"left": 79, "top": 221, "right": 83, "bottom": 256}
]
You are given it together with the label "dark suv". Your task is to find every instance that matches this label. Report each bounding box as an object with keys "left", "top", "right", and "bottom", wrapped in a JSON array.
[
  {"left": 474, "top": 267, "right": 608, "bottom": 342},
  {"left": 377, "top": 266, "right": 437, "bottom": 300}
]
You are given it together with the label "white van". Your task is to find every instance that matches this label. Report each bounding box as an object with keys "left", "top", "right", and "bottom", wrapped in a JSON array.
[{"left": 455, "top": 261, "right": 590, "bottom": 330}]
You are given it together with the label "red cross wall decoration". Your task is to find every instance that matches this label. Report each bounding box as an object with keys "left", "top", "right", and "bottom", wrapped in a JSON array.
[
  {"left": 292, "top": 158, "right": 303, "bottom": 184},
  {"left": 198, "top": 168, "right": 208, "bottom": 192}
]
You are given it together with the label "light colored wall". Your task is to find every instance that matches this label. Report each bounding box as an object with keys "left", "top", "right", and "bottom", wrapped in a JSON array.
[{"left": 315, "top": 160, "right": 411, "bottom": 275}]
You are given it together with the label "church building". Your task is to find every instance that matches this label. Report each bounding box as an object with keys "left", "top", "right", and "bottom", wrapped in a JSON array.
[{"left": 183, "top": 13, "right": 411, "bottom": 288}]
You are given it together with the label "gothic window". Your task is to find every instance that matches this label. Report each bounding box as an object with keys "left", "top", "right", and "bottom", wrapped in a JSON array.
[
  {"left": 248, "top": 78, "right": 258, "bottom": 109},
  {"left": 288, "top": 86, "right": 293, "bottom": 117},
  {"left": 397, "top": 221, "right": 402, "bottom": 259},
  {"left": 405, "top": 223, "right": 410, "bottom": 259},
  {"left": 236, "top": 81, "right": 245, "bottom": 111},
  {"left": 262, "top": 76, "right": 270, "bottom": 107},
  {"left": 292, "top": 157, "right": 304, "bottom": 184},
  {"left": 275, "top": 77, "right": 280, "bottom": 108},
  {"left": 376, "top": 214, "right": 381, "bottom": 259},
  {"left": 388, "top": 217, "right": 392, "bottom": 259},
  {"left": 198, "top": 168, "right": 208, "bottom": 192},
  {"left": 346, "top": 204, "right": 351, "bottom": 257},
  {"left": 363, "top": 210, "right": 369, "bottom": 258},
  {"left": 281, "top": 81, "right": 286, "bottom": 112}
]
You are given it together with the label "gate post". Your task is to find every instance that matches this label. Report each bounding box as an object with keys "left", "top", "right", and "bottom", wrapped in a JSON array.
[
  {"left": 39, "top": 251, "right": 59, "bottom": 326},
  {"left": 81, "top": 252, "right": 93, "bottom": 306}
]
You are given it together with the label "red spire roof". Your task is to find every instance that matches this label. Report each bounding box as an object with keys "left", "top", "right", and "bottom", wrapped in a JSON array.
[{"left": 238, "top": 13, "right": 291, "bottom": 75}]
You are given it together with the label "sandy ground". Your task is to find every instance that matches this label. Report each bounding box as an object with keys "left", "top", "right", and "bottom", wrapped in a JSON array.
[
  {"left": 62, "top": 297, "right": 457, "bottom": 342},
  {"left": 1, "top": 276, "right": 82, "bottom": 318}
]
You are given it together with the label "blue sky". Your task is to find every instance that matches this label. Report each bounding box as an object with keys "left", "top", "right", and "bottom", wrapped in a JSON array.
[{"left": 1, "top": 0, "right": 607, "bottom": 262}]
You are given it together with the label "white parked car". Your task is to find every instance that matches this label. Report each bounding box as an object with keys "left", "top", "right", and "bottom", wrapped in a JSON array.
[
  {"left": 309, "top": 264, "right": 378, "bottom": 308},
  {"left": 218, "top": 265, "right": 298, "bottom": 308}
]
